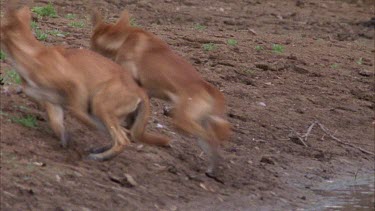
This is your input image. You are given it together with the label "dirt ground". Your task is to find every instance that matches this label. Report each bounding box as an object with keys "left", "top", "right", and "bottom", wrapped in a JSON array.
[{"left": 0, "top": 0, "right": 374, "bottom": 210}]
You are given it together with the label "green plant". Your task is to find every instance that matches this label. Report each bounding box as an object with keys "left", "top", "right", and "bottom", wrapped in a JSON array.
[
  {"left": 357, "top": 57, "right": 363, "bottom": 65},
  {"left": 130, "top": 18, "right": 138, "bottom": 27},
  {"left": 202, "top": 43, "right": 217, "bottom": 51},
  {"left": 255, "top": 45, "right": 263, "bottom": 51},
  {"left": 272, "top": 44, "right": 284, "bottom": 53},
  {"left": 68, "top": 21, "right": 85, "bottom": 28},
  {"left": 331, "top": 63, "right": 338, "bottom": 69},
  {"left": 35, "top": 28, "right": 48, "bottom": 41},
  {"left": 31, "top": 3, "right": 58, "bottom": 18},
  {"left": 194, "top": 23, "right": 206, "bottom": 31},
  {"left": 3, "top": 69, "right": 22, "bottom": 84},
  {"left": 227, "top": 39, "right": 238, "bottom": 46},
  {"left": 30, "top": 21, "right": 38, "bottom": 29},
  {"left": 12, "top": 115, "right": 38, "bottom": 128},
  {"left": 47, "top": 29, "right": 69, "bottom": 37},
  {"left": 0, "top": 50, "right": 6, "bottom": 61},
  {"left": 65, "top": 13, "right": 76, "bottom": 19},
  {"left": 243, "top": 69, "right": 256, "bottom": 75}
]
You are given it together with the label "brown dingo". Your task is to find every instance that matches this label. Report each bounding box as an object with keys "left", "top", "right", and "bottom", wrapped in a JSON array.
[
  {"left": 91, "top": 9, "right": 231, "bottom": 173},
  {"left": 1, "top": 6, "right": 170, "bottom": 161}
]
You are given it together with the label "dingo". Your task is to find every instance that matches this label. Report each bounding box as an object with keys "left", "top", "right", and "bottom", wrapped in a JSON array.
[
  {"left": 91, "top": 9, "right": 231, "bottom": 173},
  {"left": 1, "top": 6, "right": 170, "bottom": 161}
]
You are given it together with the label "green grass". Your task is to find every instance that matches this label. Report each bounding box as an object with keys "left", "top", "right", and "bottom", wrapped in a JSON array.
[
  {"left": 3, "top": 69, "right": 22, "bottom": 85},
  {"left": 227, "top": 39, "right": 238, "bottom": 46},
  {"left": 11, "top": 115, "right": 38, "bottom": 128},
  {"left": 194, "top": 23, "right": 206, "bottom": 31},
  {"left": 47, "top": 29, "right": 69, "bottom": 37},
  {"left": 272, "top": 44, "right": 284, "bottom": 53},
  {"left": 255, "top": 45, "right": 264, "bottom": 51},
  {"left": 68, "top": 21, "right": 85, "bottom": 28},
  {"left": 357, "top": 58, "right": 363, "bottom": 65},
  {"left": 35, "top": 28, "right": 48, "bottom": 41},
  {"left": 243, "top": 69, "right": 256, "bottom": 75},
  {"left": 0, "top": 50, "right": 6, "bottom": 61},
  {"left": 65, "top": 13, "right": 76, "bottom": 19},
  {"left": 202, "top": 43, "right": 217, "bottom": 51},
  {"left": 30, "top": 21, "right": 38, "bottom": 29},
  {"left": 130, "top": 18, "right": 138, "bottom": 27},
  {"left": 31, "top": 3, "right": 58, "bottom": 18},
  {"left": 331, "top": 63, "right": 339, "bottom": 69}
]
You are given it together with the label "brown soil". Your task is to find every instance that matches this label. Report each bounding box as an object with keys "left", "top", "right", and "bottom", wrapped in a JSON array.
[{"left": 1, "top": 0, "right": 374, "bottom": 210}]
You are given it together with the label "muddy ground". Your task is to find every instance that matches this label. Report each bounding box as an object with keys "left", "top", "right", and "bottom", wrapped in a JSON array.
[{"left": 0, "top": 0, "right": 374, "bottom": 210}]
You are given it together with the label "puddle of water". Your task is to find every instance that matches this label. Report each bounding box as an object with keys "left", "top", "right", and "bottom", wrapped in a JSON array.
[{"left": 311, "top": 176, "right": 375, "bottom": 211}]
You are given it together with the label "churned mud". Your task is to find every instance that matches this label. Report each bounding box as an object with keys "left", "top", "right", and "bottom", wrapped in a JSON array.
[{"left": 1, "top": 0, "right": 374, "bottom": 210}]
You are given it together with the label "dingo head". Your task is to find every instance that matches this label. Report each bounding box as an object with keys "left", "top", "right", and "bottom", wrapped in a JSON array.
[
  {"left": 1, "top": 6, "right": 33, "bottom": 53},
  {"left": 90, "top": 9, "right": 131, "bottom": 58}
]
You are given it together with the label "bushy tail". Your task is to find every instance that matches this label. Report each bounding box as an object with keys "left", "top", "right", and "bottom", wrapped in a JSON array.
[{"left": 130, "top": 99, "right": 171, "bottom": 146}]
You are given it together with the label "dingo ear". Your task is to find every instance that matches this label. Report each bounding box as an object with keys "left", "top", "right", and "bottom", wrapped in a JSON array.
[
  {"left": 92, "top": 9, "right": 104, "bottom": 28},
  {"left": 116, "top": 9, "right": 130, "bottom": 27}
]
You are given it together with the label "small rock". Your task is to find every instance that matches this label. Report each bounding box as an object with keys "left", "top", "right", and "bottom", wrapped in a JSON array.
[
  {"left": 358, "top": 69, "right": 373, "bottom": 77},
  {"left": 136, "top": 144, "right": 144, "bottom": 150},
  {"left": 124, "top": 174, "right": 138, "bottom": 187},
  {"left": 56, "top": 175, "right": 61, "bottom": 182},
  {"left": 170, "top": 205, "right": 178, "bottom": 211},
  {"left": 260, "top": 155, "right": 276, "bottom": 165},
  {"left": 156, "top": 123, "right": 164, "bottom": 128},
  {"left": 287, "top": 54, "right": 297, "bottom": 60},
  {"left": 199, "top": 183, "right": 208, "bottom": 191},
  {"left": 284, "top": 39, "right": 292, "bottom": 45},
  {"left": 163, "top": 106, "right": 173, "bottom": 117},
  {"left": 255, "top": 63, "right": 270, "bottom": 71},
  {"left": 296, "top": 0, "right": 305, "bottom": 7},
  {"left": 32, "top": 162, "right": 46, "bottom": 167},
  {"left": 258, "top": 102, "right": 266, "bottom": 107},
  {"left": 293, "top": 65, "right": 309, "bottom": 74},
  {"left": 15, "top": 86, "right": 23, "bottom": 94}
]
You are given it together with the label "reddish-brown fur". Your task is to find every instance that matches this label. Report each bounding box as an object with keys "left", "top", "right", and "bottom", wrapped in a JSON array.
[
  {"left": 90, "top": 9, "right": 231, "bottom": 172},
  {"left": 0, "top": 6, "right": 170, "bottom": 161}
]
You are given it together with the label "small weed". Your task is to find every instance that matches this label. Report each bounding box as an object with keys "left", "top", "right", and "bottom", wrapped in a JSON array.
[
  {"left": 202, "top": 43, "right": 217, "bottom": 52},
  {"left": 272, "top": 44, "right": 284, "bottom": 53},
  {"left": 68, "top": 21, "right": 85, "bottom": 28},
  {"left": 255, "top": 45, "right": 264, "bottom": 51},
  {"left": 243, "top": 69, "right": 256, "bottom": 75},
  {"left": 3, "top": 69, "right": 22, "bottom": 84},
  {"left": 35, "top": 28, "right": 48, "bottom": 41},
  {"left": 0, "top": 110, "right": 9, "bottom": 117},
  {"left": 194, "top": 23, "right": 206, "bottom": 31},
  {"left": 12, "top": 115, "right": 38, "bottom": 128},
  {"left": 30, "top": 21, "right": 38, "bottom": 29},
  {"left": 47, "top": 29, "right": 69, "bottom": 37},
  {"left": 65, "top": 13, "right": 76, "bottom": 19},
  {"left": 357, "top": 57, "right": 363, "bottom": 65},
  {"left": 130, "top": 18, "right": 138, "bottom": 27},
  {"left": 31, "top": 3, "right": 58, "bottom": 18},
  {"left": 0, "top": 50, "right": 6, "bottom": 61},
  {"left": 227, "top": 39, "right": 238, "bottom": 46},
  {"left": 331, "top": 63, "right": 339, "bottom": 69}
]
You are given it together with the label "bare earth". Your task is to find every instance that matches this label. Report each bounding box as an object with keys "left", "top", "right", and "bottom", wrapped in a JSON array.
[{"left": 0, "top": 0, "right": 374, "bottom": 210}]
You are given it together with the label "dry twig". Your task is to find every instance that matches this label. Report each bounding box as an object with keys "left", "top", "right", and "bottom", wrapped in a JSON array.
[
  {"left": 289, "top": 121, "right": 374, "bottom": 156},
  {"left": 316, "top": 122, "right": 374, "bottom": 156}
]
